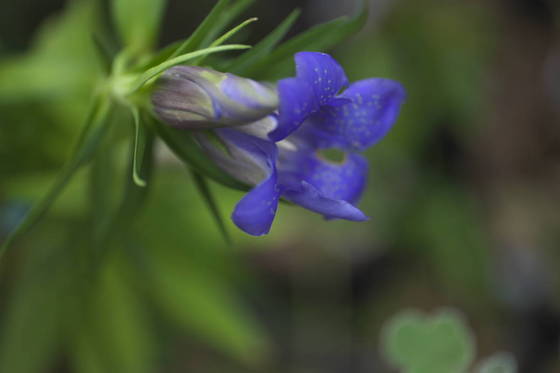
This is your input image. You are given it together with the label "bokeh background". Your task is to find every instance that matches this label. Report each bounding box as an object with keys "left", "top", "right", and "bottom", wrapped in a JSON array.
[{"left": 1, "top": 0, "right": 559, "bottom": 372}]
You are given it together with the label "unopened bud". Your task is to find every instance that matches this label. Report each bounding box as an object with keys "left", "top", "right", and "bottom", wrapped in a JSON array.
[{"left": 152, "top": 66, "right": 278, "bottom": 129}]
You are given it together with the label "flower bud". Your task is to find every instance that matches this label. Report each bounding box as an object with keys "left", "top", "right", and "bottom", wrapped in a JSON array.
[{"left": 152, "top": 66, "right": 278, "bottom": 129}]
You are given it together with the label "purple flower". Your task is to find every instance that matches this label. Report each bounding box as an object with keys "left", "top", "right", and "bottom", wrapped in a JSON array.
[{"left": 194, "top": 52, "right": 405, "bottom": 235}]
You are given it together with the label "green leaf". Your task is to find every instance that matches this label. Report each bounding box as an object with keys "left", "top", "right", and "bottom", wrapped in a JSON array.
[
  {"left": 0, "top": 97, "right": 112, "bottom": 259},
  {"left": 0, "top": 239, "right": 70, "bottom": 373},
  {"left": 89, "top": 116, "right": 119, "bottom": 243},
  {"left": 205, "top": 0, "right": 255, "bottom": 48},
  {"left": 130, "top": 44, "right": 250, "bottom": 92},
  {"left": 92, "top": 34, "right": 113, "bottom": 75},
  {"left": 131, "top": 173, "right": 270, "bottom": 365},
  {"left": 192, "top": 17, "right": 258, "bottom": 66},
  {"left": 169, "top": 0, "right": 231, "bottom": 59},
  {"left": 112, "top": 0, "right": 167, "bottom": 53},
  {"left": 0, "top": 0, "right": 101, "bottom": 101},
  {"left": 381, "top": 309, "right": 475, "bottom": 373},
  {"left": 131, "top": 107, "right": 147, "bottom": 187},
  {"left": 476, "top": 353, "right": 517, "bottom": 373},
  {"left": 226, "top": 9, "right": 301, "bottom": 75},
  {"left": 189, "top": 170, "right": 231, "bottom": 245},
  {"left": 71, "top": 262, "right": 155, "bottom": 373},
  {"left": 247, "top": 5, "right": 367, "bottom": 80},
  {"left": 170, "top": 0, "right": 255, "bottom": 59},
  {"left": 153, "top": 265, "right": 267, "bottom": 365},
  {"left": 151, "top": 118, "right": 248, "bottom": 191},
  {"left": 94, "top": 115, "right": 155, "bottom": 256},
  {"left": 211, "top": 17, "right": 258, "bottom": 48}
]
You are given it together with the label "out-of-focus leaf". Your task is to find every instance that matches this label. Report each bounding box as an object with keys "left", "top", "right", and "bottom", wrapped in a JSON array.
[
  {"left": 151, "top": 118, "right": 248, "bottom": 191},
  {"left": 92, "top": 34, "right": 113, "bottom": 75},
  {"left": 112, "top": 0, "right": 166, "bottom": 53},
  {"left": 0, "top": 97, "right": 112, "bottom": 258},
  {"left": 152, "top": 263, "right": 266, "bottom": 365},
  {"left": 0, "top": 230, "right": 73, "bottom": 373},
  {"left": 132, "top": 173, "right": 267, "bottom": 365},
  {"left": 89, "top": 116, "right": 119, "bottom": 242},
  {"left": 408, "top": 182, "right": 493, "bottom": 308},
  {"left": 94, "top": 114, "right": 155, "bottom": 257},
  {"left": 189, "top": 169, "right": 231, "bottom": 244},
  {"left": 71, "top": 261, "right": 155, "bottom": 373},
  {"left": 0, "top": 0, "right": 100, "bottom": 101},
  {"left": 226, "top": 9, "right": 300, "bottom": 75},
  {"left": 476, "top": 353, "right": 517, "bottom": 373},
  {"left": 247, "top": 5, "right": 367, "bottom": 80},
  {"left": 381, "top": 309, "right": 475, "bottom": 373}
]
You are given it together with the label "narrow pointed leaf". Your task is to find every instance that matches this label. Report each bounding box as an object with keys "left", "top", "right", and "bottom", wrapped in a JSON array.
[
  {"left": 192, "top": 17, "right": 258, "bottom": 66},
  {"left": 0, "top": 97, "right": 112, "bottom": 258},
  {"left": 131, "top": 107, "right": 147, "bottom": 187},
  {"left": 169, "top": 0, "right": 231, "bottom": 59},
  {"left": 210, "top": 0, "right": 256, "bottom": 42},
  {"left": 131, "top": 44, "right": 250, "bottom": 92},
  {"left": 226, "top": 9, "right": 301, "bottom": 75},
  {"left": 249, "top": 6, "right": 367, "bottom": 79},
  {"left": 189, "top": 170, "right": 231, "bottom": 245},
  {"left": 212, "top": 18, "right": 258, "bottom": 48},
  {"left": 141, "top": 0, "right": 254, "bottom": 69}
]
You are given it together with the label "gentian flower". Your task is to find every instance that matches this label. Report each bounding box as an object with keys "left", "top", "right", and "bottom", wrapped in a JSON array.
[
  {"left": 152, "top": 66, "right": 278, "bottom": 129},
  {"left": 189, "top": 52, "right": 406, "bottom": 235}
]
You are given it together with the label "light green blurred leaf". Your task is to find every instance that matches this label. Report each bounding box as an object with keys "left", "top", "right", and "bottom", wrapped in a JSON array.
[
  {"left": 71, "top": 261, "right": 155, "bottom": 373},
  {"left": 0, "top": 0, "right": 100, "bottom": 101},
  {"left": 133, "top": 174, "right": 268, "bottom": 366},
  {"left": 112, "top": 0, "right": 167, "bottom": 53},
  {"left": 151, "top": 261, "right": 267, "bottom": 366},
  {"left": 476, "top": 353, "right": 517, "bottom": 373},
  {"left": 382, "top": 309, "right": 475, "bottom": 373}
]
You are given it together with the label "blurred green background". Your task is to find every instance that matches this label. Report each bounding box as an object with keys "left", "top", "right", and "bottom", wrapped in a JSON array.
[{"left": 1, "top": 0, "right": 559, "bottom": 372}]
